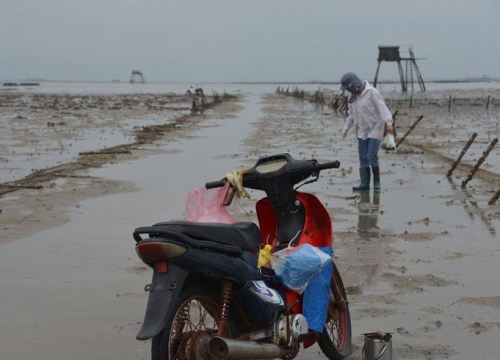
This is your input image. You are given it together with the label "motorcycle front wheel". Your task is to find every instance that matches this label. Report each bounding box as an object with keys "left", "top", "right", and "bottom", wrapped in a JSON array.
[
  {"left": 317, "top": 262, "right": 352, "bottom": 359},
  {"left": 152, "top": 284, "right": 233, "bottom": 360}
]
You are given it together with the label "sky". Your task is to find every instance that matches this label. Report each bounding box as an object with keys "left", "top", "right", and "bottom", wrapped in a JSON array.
[{"left": 1, "top": 0, "right": 499, "bottom": 83}]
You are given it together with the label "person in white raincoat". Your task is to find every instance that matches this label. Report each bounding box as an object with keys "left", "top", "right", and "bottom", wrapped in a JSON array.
[{"left": 340, "top": 72, "right": 393, "bottom": 191}]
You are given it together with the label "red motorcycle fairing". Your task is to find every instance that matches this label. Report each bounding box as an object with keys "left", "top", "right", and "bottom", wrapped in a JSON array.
[
  {"left": 256, "top": 192, "right": 333, "bottom": 249},
  {"left": 256, "top": 191, "right": 333, "bottom": 326}
]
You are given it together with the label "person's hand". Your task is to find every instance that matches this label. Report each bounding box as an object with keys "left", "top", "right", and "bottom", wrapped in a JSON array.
[{"left": 386, "top": 124, "right": 393, "bottom": 134}]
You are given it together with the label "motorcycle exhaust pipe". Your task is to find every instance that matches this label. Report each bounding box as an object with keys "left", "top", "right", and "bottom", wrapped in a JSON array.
[{"left": 208, "top": 336, "right": 285, "bottom": 360}]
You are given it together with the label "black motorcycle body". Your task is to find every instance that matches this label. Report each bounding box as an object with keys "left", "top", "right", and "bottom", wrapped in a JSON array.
[{"left": 133, "top": 153, "right": 351, "bottom": 360}]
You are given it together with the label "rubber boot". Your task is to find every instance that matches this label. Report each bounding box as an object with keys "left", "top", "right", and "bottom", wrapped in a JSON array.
[
  {"left": 353, "top": 167, "right": 370, "bottom": 191},
  {"left": 372, "top": 166, "right": 381, "bottom": 191}
]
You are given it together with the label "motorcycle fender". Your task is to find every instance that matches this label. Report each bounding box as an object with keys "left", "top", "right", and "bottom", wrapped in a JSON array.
[{"left": 136, "top": 265, "right": 189, "bottom": 340}]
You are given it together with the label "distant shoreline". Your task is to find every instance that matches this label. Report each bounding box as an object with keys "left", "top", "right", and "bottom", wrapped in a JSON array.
[{"left": 2, "top": 78, "right": 499, "bottom": 86}]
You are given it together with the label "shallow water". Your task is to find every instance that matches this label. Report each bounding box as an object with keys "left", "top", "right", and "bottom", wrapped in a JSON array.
[
  {"left": 2, "top": 81, "right": 499, "bottom": 183},
  {"left": 4, "top": 80, "right": 500, "bottom": 94}
]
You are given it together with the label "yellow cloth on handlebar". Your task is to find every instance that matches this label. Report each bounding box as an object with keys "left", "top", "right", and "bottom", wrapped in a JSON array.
[{"left": 224, "top": 168, "right": 250, "bottom": 199}]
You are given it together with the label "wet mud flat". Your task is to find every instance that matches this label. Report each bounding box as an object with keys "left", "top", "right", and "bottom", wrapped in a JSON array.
[
  {"left": 0, "top": 91, "right": 192, "bottom": 183},
  {"left": 238, "top": 91, "right": 500, "bottom": 359},
  {"left": 0, "top": 90, "right": 229, "bottom": 240},
  {"left": 0, "top": 87, "right": 499, "bottom": 360}
]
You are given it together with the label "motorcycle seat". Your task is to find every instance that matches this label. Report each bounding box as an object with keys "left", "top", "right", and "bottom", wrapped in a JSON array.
[{"left": 146, "top": 221, "right": 262, "bottom": 251}]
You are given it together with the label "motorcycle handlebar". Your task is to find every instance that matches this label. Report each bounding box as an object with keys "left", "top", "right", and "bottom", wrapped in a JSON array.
[
  {"left": 316, "top": 160, "right": 341, "bottom": 171},
  {"left": 205, "top": 179, "right": 226, "bottom": 189},
  {"left": 205, "top": 157, "right": 341, "bottom": 189}
]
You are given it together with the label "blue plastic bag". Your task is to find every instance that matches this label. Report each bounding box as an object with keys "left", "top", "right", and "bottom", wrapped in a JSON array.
[
  {"left": 303, "top": 247, "right": 333, "bottom": 331},
  {"left": 270, "top": 244, "right": 330, "bottom": 294}
]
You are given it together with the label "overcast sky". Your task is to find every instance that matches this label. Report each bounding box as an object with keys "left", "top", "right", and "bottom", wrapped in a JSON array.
[{"left": 1, "top": 0, "right": 499, "bottom": 83}]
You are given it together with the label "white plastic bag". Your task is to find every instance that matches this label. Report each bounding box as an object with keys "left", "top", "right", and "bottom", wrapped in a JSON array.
[
  {"left": 270, "top": 244, "right": 331, "bottom": 294},
  {"left": 382, "top": 133, "right": 396, "bottom": 150},
  {"left": 185, "top": 183, "right": 237, "bottom": 223}
]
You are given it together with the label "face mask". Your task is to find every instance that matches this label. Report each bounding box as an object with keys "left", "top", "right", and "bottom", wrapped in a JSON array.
[
  {"left": 346, "top": 84, "right": 356, "bottom": 94},
  {"left": 340, "top": 72, "right": 365, "bottom": 96}
]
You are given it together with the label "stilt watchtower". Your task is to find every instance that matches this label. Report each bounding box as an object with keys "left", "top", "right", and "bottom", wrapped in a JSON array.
[
  {"left": 130, "top": 70, "right": 146, "bottom": 84},
  {"left": 373, "top": 46, "right": 425, "bottom": 92}
]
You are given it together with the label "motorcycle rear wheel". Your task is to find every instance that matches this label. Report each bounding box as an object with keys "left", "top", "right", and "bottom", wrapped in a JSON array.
[
  {"left": 317, "top": 262, "right": 352, "bottom": 359},
  {"left": 152, "top": 285, "right": 233, "bottom": 360}
]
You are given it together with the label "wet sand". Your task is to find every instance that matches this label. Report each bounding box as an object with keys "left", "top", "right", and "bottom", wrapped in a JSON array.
[{"left": 0, "top": 87, "right": 499, "bottom": 360}]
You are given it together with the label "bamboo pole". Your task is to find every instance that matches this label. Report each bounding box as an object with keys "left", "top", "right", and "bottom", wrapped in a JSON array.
[
  {"left": 396, "top": 115, "right": 424, "bottom": 147},
  {"left": 373, "top": 61, "right": 382, "bottom": 88},
  {"left": 488, "top": 189, "right": 500, "bottom": 205},
  {"left": 397, "top": 60, "right": 407, "bottom": 92},
  {"left": 392, "top": 110, "right": 398, "bottom": 138},
  {"left": 446, "top": 132, "right": 477, "bottom": 177},
  {"left": 383, "top": 110, "right": 398, "bottom": 137},
  {"left": 461, "top": 138, "right": 498, "bottom": 188}
]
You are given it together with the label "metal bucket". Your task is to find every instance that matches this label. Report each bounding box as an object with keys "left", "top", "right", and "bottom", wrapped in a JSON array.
[{"left": 362, "top": 332, "right": 392, "bottom": 360}]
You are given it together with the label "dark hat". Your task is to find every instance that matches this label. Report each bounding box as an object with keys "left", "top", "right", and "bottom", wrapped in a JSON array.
[{"left": 340, "top": 72, "right": 366, "bottom": 102}]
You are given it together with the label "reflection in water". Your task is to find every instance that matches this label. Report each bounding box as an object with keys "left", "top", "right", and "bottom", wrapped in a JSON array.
[
  {"left": 448, "top": 179, "right": 496, "bottom": 236},
  {"left": 357, "top": 191, "right": 380, "bottom": 239}
]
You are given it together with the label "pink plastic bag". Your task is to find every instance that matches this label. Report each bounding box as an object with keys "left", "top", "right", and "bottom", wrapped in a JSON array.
[{"left": 185, "top": 183, "right": 237, "bottom": 223}]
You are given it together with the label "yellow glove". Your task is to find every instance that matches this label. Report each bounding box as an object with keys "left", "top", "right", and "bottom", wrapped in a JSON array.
[{"left": 224, "top": 168, "right": 250, "bottom": 199}]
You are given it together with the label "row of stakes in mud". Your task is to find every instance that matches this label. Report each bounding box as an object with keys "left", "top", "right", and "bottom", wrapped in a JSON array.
[
  {"left": 186, "top": 89, "right": 224, "bottom": 113},
  {"left": 277, "top": 86, "right": 499, "bottom": 205},
  {"left": 276, "top": 86, "right": 349, "bottom": 113},
  {"left": 447, "top": 134, "right": 499, "bottom": 205}
]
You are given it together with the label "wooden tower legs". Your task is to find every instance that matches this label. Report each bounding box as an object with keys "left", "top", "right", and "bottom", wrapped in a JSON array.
[{"left": 373, "top": 60, "right": 407, "bottom": 92}]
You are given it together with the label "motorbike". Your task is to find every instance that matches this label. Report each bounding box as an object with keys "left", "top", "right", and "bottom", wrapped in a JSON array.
[{"left": 133, "top": 153, "right": 352, "bottom": 360}]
